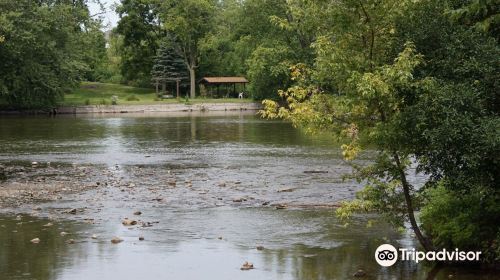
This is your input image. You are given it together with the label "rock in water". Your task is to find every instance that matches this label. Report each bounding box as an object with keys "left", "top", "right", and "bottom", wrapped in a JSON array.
[
  {"left": 67, "top": 239, "right": 75, "bottom": 244},
  {"left": 133, "top": 211, "right": 142, "bottom": 216},
  {"left": 256, "top": 246, "right": 265, "bottom": 251},
  {"left": 91, "top": 234, "right": 98, "bottom": 239},
  {"left": 275, "top": 204, "right": 287, "bottom": 210},
  {"left": 60, "top": 232, "right": 68, "bottom": 236},
  {"left": 139, "top": 236, "right": 144, "bottom": 241},
  {"left": 240, "top": 261, "right": 254, "bottom": 270},
  {"left": 122, "top": 218, "right": 137, "bottom": 226},
  {"left": 30, "top": 238, "right": 40, "bottom": 244},
  {"left": 110, "top": 237, "right": 123, "bottom": 244},
  {"left": 277, "top": 188, "right": 295, "bottom": 193},
  {"left": 353, "top": 269, "right": 366, "bottom": 277}
]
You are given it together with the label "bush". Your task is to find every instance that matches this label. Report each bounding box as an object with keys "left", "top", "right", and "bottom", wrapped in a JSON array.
[
  {"left": 125, "top": 95, "right": 140, "bottom": 101},
  {"left": 421, "top": 183, "right": 500, "bottom": 263},
  {"left": 84, "top": 99, "right": 91, "bottom": 105}
]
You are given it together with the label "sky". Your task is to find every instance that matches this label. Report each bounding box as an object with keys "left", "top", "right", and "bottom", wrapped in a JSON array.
[{"left": 88, "top": 0, "right": 120, "bottom": 29}]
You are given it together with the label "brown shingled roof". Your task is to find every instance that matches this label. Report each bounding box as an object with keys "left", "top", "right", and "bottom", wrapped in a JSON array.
[{"left": 199, "top": 77, "right": 249, "bottom": 84}]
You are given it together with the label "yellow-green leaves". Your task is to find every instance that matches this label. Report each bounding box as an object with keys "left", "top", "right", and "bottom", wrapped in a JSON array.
[{"left": 341, "top": 143, "right": 360, "bottom": 161}]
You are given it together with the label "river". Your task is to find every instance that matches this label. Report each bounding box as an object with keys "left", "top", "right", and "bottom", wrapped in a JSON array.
[{"left": 0, "top": 112, "right": 494, "bottom": 279}]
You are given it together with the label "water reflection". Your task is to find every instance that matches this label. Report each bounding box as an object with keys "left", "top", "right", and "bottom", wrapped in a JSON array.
[
  {"left": 0, "top": 210, "right": 496, "bottom": 279},
  {"left": 0, "top": 212, "right": 423, "bottom": 280},
  {"left": 0, "top": 215, "right": 90, "bottom": 280},
  {"left": 0, "top": 112, "right": 335, "bottom": 166}
]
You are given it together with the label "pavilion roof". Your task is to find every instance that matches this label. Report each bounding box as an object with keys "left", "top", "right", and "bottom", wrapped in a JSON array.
[{"left": 198, "top": 77, "right": 249, "bottom": 84}]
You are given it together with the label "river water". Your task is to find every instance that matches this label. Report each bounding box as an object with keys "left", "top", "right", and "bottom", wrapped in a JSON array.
[{"left": 0, "top": 112, "right": 495, "bottom": 280}]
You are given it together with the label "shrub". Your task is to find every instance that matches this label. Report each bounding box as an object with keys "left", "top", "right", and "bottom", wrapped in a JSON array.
[
  {"left": 125, "top": 95, "right": 140, "bottom": 101},
  {"left": 421, "top": 183, "right": 500, "bottom": 263}
]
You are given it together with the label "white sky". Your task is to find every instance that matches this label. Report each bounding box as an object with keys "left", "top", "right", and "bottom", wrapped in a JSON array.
[{"left": 88, "top": 0, "right": 120, "bottom": 29}]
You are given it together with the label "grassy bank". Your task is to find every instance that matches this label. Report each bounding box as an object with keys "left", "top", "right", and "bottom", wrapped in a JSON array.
[{"left": 62, "top": 82, "right": 254, "bottom": 106}]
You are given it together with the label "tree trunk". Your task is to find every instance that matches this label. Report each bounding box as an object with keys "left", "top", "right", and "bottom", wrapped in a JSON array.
[
  {"left": 176, "top": 79, "right": 180, "bottom": 99},
  {"left": 189, "top": 67, "right": 196, "bottom": 99},
  {"left": 393, "top": 153, "right": 434, "bottom": 252}
]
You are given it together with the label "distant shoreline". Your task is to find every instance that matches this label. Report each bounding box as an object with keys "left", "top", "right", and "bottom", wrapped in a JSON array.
[{"left": 0, "top": 102, "right": 263, "bottom": 115}]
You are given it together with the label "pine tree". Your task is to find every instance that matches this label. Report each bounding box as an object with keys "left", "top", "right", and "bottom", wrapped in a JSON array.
[{"left": 151, "top": 44, "right": 187, "bottom": 97}]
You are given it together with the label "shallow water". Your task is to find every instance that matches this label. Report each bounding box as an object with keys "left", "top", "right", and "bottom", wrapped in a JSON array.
[{"left": 0, "top": 112, "right": 496, "bottom": 280}]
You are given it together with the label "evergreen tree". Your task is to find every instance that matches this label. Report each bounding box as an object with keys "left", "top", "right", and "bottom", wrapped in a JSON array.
[{"left": 151, "top": 43, "right": 188, "bottom": 97}]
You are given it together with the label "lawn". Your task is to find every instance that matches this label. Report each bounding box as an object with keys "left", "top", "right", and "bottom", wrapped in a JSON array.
[{"left": 62, "top": 82, "right": 254, "bottom": 106}]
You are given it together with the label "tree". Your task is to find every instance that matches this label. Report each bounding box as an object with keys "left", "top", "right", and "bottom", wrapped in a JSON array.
[
  {"left": 262, "top": 0, "right": 499, "bottom": 260},
  {"left": 393, "top": 0, "right": 500, "bottom": 261},
  {"left": 0, "top": 0, "right": 104, "bottom": 109},
  {"left": 115, "top": 0, "right": 163, "bottom": 87},
  {"left": 151, "top": 43, "right": 187, "bottom": 97},
  {"left": 262, "top": 0, "right": 433, "bottom": 251},
  {"left": 449, "top": 0, "right": 500, "bottom": 39},
  {"left": 159, "top": 0, "right": 216, "bottom": 99},
  {"left": 262, "top": 43, "right": 435, "bottom": 251}
]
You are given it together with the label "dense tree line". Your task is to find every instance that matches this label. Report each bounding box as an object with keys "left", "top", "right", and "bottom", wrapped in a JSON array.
[
  {"left": 113, "top": 0, "right": 317, "bottom": 99},
  {"left": 0, "top": 0, "right": 107, "bottom": 109}
]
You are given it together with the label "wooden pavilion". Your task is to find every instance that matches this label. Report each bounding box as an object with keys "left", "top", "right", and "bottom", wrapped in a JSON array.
[{"left": 198, "top": 77, "right": 249, "bottom": 98}]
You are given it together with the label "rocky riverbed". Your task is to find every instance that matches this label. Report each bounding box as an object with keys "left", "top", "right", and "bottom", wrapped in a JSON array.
[{"left": 0, "top": 160, "right": 346, "bottom": 214}]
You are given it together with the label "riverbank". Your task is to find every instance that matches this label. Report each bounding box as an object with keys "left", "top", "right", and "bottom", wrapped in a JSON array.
[
  {"left": 0, "top": 102, "right": 262, "bottom": 115},
  {"left": 57, "top": 102, "right": 262, "bottom": 114}
]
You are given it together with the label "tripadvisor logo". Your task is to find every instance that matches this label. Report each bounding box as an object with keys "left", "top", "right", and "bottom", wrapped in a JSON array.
[{"left": 375, "top": 244, "right": 482, "bottom": 267}]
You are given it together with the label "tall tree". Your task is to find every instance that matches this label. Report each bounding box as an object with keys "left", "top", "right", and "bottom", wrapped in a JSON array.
[
  {"left": 151, "top": 43, "right": 187, "bottom": 97},
  {"left": 262, "top": 0, "right": 500, "bottom": 260},
  {"left": 262, "top": 0, "right": 436, "bottom": 251},
  {"left": 115, "top": 0, "right": 163, "bottom": 86},
  {"left": 159, "top": 0, "right": 216, "bottom": 99}
]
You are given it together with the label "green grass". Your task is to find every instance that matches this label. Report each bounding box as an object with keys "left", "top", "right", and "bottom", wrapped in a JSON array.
[{"left": 62, "top": 82, "right": 254, "bottom": 106}]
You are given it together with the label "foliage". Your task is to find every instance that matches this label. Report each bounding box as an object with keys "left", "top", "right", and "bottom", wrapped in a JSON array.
[
  {"left": 0, "top": 0, "right": 104, "bottom": 109},
  {"left": 448, "top": 0, "right": 500, "bottom": 38},
  {"left": 262, "top": 44, "right": 434, "bottom": 246},
  {"left": 125, "top": 95, "right": 140, "bottom": 101},
  {"left": 158, "top": 0, "right": 216, "bottom": 98},
  {"left": 247, "top": 46, "right": 293, "bottom": 100},
  {"left": 99, "top": 30, "right": 124, "bottom": 84},
  {"left": 421, "top": 184, "right": 500, "bottom": 263},
  {"left": 262, "top": 0, "right": 499, "bottom": 259},
  {"left": 115, "top": 0, "right": 163, "bottom": 87},
  {"left": 391, "top": 0, "right": 500, "bottom": 260},
  {"left": 151, "top": 43, "right": 188, "bottom": 95}
]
